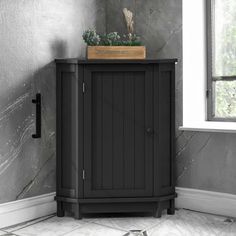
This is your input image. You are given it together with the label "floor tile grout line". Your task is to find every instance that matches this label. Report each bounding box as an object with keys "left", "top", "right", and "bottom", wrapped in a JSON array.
[
  {"left": 83, "top": 216, "right": 173, "bottom": 234},
  {"left": 185, "top": 208, "right": 235, "bottom": 221},
  {"left": 94, "top": 220, "right": 129, "bottom": 233},
  {"left": 80, "top": 220, "right": 129, "bottom": 234},
  {"left": 179, "top": 209, "right": 236, "bottom": 235},
  {"left": 12, "top": 233, "right": 26, "bottom": 236},
  {"left": 4, "top": 214, "right": 56, "bottom": 233},
  {"left": 140, "top": 216, "right": 172, "bottom": 233},
  {"left": 10, "top": 220, "right": 91, "bottom": 236},
  {"left": 11, "top": 214, "right": 56, "bottom": 233},
  {"left": 175, "top": 211, "right": 223, "bottom": 235},
  {"left": 58, "top": 221, "right": 104, "bottom": 236},
  {"left": 9, "top": 220, "right": 91, "bottom": 236},
  {"left": 1, "top": 230, "right": 11, "bottom": 234},
  {"left": 2, "top": 209, "right": 233, "bottom": 235},
  {"left": 84, "top": 220, "right": 156, "bottom": 234},
  {"left": 1, "top": 229, "right": 20, "bottom": 235},
  {"left": 83, "top": 218, "right": 100, "bottom": 224},
  {"left": 1, "top": 231, "right": 21, "bottom": 236}
]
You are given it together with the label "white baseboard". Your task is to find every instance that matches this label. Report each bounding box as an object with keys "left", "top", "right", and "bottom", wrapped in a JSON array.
[
  {"left": 176, "top": 187, "right": 236, "bottom": 218},
  {"left": 1, "top": 188, "right": 235, "bottom": 229},
  {"left": 0, "top": 192, "right": 56, "bottom": 229}
]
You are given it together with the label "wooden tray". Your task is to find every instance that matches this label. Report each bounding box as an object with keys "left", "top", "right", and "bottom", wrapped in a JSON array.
[{"left": 87, "top": 46, "right": 146, "bottom": 59}]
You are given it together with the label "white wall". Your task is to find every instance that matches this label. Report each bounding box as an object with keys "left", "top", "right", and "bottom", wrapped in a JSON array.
[{"left": 183, "top": 0, "right": 207, "bottom": 126}]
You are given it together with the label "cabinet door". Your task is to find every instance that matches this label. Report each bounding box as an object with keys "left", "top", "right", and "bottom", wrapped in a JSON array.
[{"left": 84, "top": 65, "right": 153, "bottom": 198}]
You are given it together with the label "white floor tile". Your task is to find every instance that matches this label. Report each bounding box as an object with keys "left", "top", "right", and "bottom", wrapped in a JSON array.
[
  {"left": 63, "top": 223, "right": 124, "bottom": 236},
  {"left": 2, "top": 215, "right": 55, "bottom": 232},
  {"left": 147, "top": 210, "right": 231, "bottom": 236},
  {"left": 13, "top": 216, "right": 88, "bottom": 236},
  {"left": 219, "top": 221, "right": 236, "bottom": 236},
  {"left": 0, "top": 232, "right": 17, "bottom": 235},
  {"left": 88, "top": 214, "right": 169, "bottom": 232},
  {"left": 3, "top": 210, "right": 236, "bottom": 236}
]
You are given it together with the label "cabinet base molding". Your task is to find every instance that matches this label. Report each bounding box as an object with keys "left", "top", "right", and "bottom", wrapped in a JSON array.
[{"left": 56, "top": 194, "right": 176, "bottom": 219}]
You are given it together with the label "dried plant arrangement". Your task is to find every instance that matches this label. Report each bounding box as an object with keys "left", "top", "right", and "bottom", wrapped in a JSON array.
[
  {"left": 123, "top": 8, "right": 134, "bottom": 34},
  {"left": 82, "top": 8, "right": 145, "bottom": 59},
  {"left": 123, "top": 8, "right": 134, "bottom": 40}
]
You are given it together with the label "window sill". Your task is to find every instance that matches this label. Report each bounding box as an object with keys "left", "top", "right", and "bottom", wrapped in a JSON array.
[{"left": 179, "top": 121, "right": 236, "bottom": 133}]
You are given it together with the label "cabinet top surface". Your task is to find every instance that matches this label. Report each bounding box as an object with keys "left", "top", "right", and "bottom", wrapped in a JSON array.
[{"left": 55, "top": 58, "right": 178, "bottom": 64}]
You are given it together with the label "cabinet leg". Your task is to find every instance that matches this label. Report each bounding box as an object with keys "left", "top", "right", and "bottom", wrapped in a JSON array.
[
  {"left": 74, "top": 204, "right": 82, "bottom": 220},
  {"left": 57, "top": 201, "right": 65, "bottom": 217},
  {"left": 167, "top": 199, "right": 175, "bottom": 215},
  {"left": 154, "top": 202, "right": 162, "bottom": 218}
]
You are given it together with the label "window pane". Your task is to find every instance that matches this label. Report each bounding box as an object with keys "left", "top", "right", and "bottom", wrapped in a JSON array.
[
  {"left": 214, "top": 80, "right": 236, "bottom": 117},
  {"left": 213, "top": 0, "right": 236, "bottom": 76}
]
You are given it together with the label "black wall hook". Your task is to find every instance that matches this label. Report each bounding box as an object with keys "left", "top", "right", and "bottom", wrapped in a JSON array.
[{"left": 32, "top": 93, "right": 41, "bottom": 138}]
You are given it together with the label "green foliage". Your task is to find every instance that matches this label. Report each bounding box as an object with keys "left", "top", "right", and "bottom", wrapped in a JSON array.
[
  {"left": 214, "top": 0, "right": 236, "bottom": 76},
  {"left": 213, "top": 0, "right": 236, "bottom": 118},
  {"left": 82, "top": 29, "right": 100, "bottom": 46},
  {"left": 82, "top": 29, "right": 142, "bottom": 46},
  {"left": 122, "top": 33, "right": 142, "bottom": 46},
  {"left": 215, "top": 81, "right": 236, "bottom": 118},
  {"left": 100, "top": 32, "right": 121, "bottom": 46}
]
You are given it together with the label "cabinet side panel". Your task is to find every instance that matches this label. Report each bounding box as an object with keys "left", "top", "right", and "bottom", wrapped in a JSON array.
[
  {"left": 56, "top": 64, "right": 78, "bottom": 198},
  {"left": 154, "top": 63, "right": 175, "bottom": 196}
]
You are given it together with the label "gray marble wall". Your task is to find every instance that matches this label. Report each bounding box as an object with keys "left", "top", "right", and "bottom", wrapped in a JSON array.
[
  {"left": 0, "top": 0, "right": 105, "bottom": 204},
  {"left": 1, "top": 0, "right": 236, "bottom": 205},
  {"left": 106, "top": 0, "right": 236, "bottom": 195}
]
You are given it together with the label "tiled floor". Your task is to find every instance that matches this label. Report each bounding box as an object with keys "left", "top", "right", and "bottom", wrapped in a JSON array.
[{"left": 0, "top": 209, "right": 236, "bottom": 236}]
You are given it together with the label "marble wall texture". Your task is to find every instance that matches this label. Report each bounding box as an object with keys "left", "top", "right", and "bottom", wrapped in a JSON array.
[
  {"left": 106, "top": 0, "right": 236, "bottom": 195},
  {"left": 1, "top": 0, "right": 236, "bottom": 205},
  {"left": 0, "top": 0, "right": 105, "bottom": 204}
]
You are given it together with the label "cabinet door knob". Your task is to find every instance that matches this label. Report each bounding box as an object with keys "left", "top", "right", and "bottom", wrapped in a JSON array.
[{"left": 146, "top": 128, "right": 154, "bottom": 136}]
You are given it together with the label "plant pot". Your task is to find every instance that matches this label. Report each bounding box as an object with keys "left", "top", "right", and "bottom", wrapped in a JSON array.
[{"left": 87, "top": 46, "right": 146, "bottom": 59}]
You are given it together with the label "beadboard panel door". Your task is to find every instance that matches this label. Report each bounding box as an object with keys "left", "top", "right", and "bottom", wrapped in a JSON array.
[{"left": 84, "top": 65, "right": 154, "bottom": 198}]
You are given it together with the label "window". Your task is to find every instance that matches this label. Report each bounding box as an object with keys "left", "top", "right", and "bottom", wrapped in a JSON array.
[{"left": 207, "top": 0, "right": 236, "bottom": 121}]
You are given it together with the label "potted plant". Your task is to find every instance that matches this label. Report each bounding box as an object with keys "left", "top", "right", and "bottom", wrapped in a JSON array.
[{"left": 82, "top": 8, "right": 146, "bottom": 59}]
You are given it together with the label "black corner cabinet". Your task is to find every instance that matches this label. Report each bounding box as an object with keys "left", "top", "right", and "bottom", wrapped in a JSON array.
[{"left": 55, "top": 59, "right": 177, "bottom": 219}]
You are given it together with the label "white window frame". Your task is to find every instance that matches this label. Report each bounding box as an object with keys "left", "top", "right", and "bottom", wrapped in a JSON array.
[{"left": 180, "top": 0, "right": 236, "bottom": 132}]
